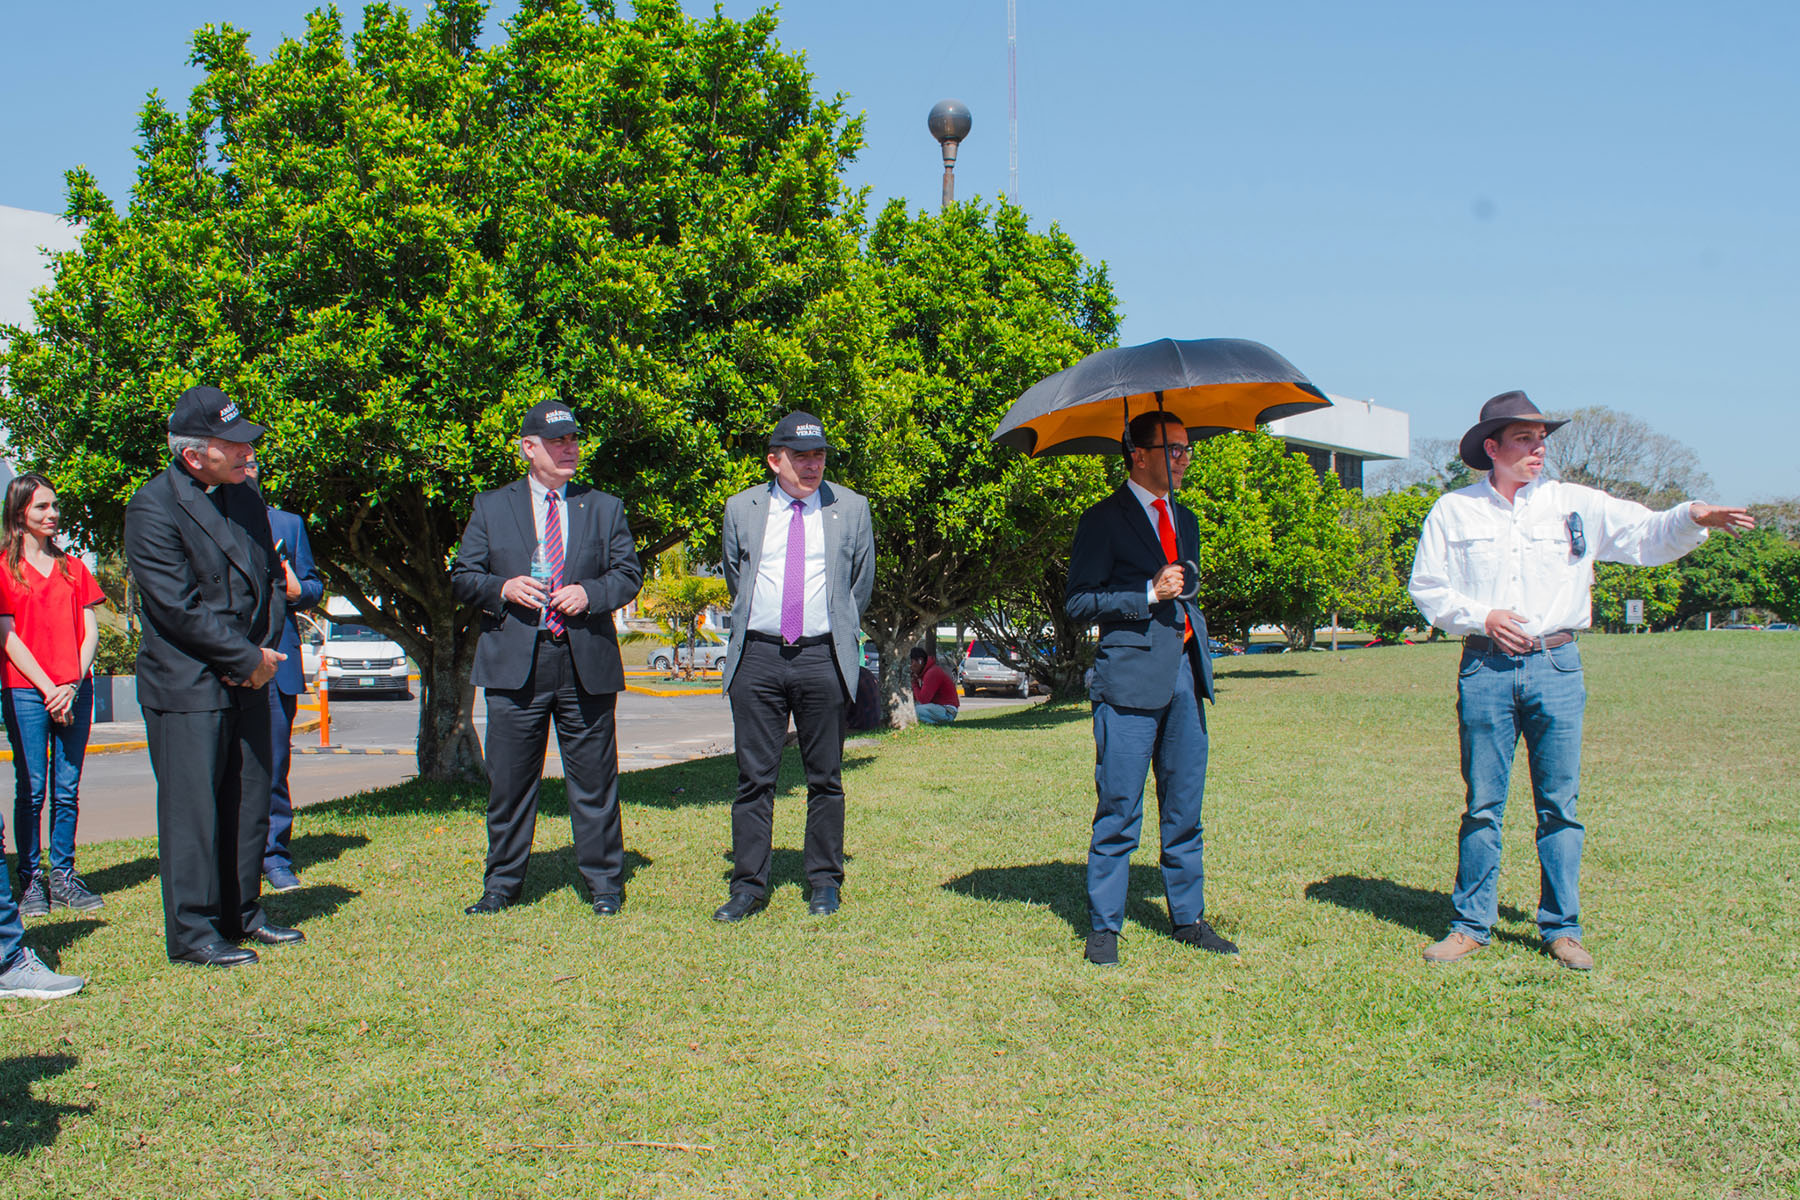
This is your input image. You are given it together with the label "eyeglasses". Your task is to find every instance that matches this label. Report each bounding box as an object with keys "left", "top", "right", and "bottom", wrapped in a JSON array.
[{"left": 1138, "top": 442, "right": 1193, "bottom": 461}]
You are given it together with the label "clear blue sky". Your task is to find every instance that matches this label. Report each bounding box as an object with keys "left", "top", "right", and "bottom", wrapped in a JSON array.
[{"left": 4, "top": 1, "right": 1795, "bottom": 499}]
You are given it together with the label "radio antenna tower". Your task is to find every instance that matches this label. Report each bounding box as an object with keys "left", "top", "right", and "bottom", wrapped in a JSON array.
[{"left": 1007, "top": 0, "right": 1019, "bottom": 200}]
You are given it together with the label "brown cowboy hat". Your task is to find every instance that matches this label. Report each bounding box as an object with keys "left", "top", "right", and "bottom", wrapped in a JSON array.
[{"left": 1459, "top": 390, "right": 1568, "bottom": 470}]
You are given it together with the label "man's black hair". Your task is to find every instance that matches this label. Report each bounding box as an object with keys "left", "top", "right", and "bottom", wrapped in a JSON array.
[
  {"left": 908, "top": 647, "right": 930, "bottom": 664},
  {"left": 1125, "top": 410, "right": 1185, "bottom": 457}
]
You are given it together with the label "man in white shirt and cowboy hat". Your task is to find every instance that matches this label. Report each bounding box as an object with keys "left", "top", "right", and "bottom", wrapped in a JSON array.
[{"left": 1409, "top": 390, "right": 1753, "bottom": 970}]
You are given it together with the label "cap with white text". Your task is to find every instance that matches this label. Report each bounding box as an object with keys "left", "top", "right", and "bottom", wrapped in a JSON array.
[
  {"left": 168, "top": 386, "right": 265, "bottom": 443},
  {"left": 521, "top": 400, "right": 582, "bottom": 439},
  {"left": 767, "top": 410, "right": 832, "bottom": 452}
]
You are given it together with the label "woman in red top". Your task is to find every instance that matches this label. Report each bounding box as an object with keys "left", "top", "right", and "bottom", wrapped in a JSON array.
[{"left": 0, "top": 474, "right": 106, "bottom": 917}]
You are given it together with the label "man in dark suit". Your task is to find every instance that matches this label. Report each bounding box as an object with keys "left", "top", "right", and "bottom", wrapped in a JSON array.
[
  {"left": 123, "top": 386, "right": 303, "bottom": 968},
  {"left": 714, "top": 412, "right": 875, "bottom": 922},
  {"left": 1065, "top": 410, "right": 1235, "bottom": 967},
  {"left": 450, "top": 400, "right": 643, "bottom": 917},
  {"left": 244, "top": 460, "right": 326, "bottom": 893}
]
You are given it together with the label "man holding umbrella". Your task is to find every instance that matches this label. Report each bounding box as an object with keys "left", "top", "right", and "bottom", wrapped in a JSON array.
[
  {"left": 1066, "top": 410, "right": 1234, "bottom": 967},
  {"left": 1409, "top": 391, "right": 1753, "bottom": 970}
]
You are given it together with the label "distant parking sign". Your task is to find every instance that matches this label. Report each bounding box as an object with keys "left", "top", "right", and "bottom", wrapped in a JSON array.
[{"left": 1625, "top": 599, "right": 1645, "bottom": 625}]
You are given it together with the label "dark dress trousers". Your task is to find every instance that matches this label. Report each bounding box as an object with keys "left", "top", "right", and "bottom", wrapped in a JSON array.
[
  {"left": 263, "top": 506, "right": 325, "bottom": 872},
  {"left": 719, "top": 480, "right": 875, "bottom": 898},
  {"left": 450, "top": 479, "right": 643, "bottom": 901},
  {"left": 123, "top": 462, "right": 287, "bottom": 958},
  {"left": 1065, "top": 486, "right": 1215, "bottom": 934}
]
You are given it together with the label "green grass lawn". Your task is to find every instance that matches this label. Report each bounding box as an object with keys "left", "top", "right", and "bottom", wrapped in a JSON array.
[{"left": 5, "top": 633, "right": 1797, "bottom": 1198}]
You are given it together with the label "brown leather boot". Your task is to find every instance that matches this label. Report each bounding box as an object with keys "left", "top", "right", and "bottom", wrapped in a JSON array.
[
  {"left": 1421, "top": 931, "right": 1485, "bottom": 964},
  {"left": 1546, "top": 937, "right": 1593, "bottom": 971}
]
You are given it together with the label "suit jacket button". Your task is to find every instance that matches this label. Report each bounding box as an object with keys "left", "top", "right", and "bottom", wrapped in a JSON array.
[{"left": 212, "top": 573, "right": 222, "bottom": 583}]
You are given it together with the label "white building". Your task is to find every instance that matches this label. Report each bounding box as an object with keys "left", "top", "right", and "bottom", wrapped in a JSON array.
[
  {"left": 1267, "top": 393, "right": 1410, "bottom": 491},
  {"left": 1, "top": 205, "right": 83, "bottom": 494}
]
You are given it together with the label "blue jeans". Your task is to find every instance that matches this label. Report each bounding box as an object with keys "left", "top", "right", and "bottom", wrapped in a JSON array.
[
  {"left": 0, "top": 810, "right": 21, "bottom": 966},
  {"left": 1453, "top": 641, "right": 1585, "bottom": 945},
  {"left": 915, "top": 702, "right": 958, "bottom": 725},
  {"left": 5, "top": 680, "right": 93, "bottom": 879}
]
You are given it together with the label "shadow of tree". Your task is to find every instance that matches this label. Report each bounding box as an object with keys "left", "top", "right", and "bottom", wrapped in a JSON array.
[
  {"left": 1304, "top": 874, "right": 1532, "bottom": 941},
  {"left": 1215, "top": 667, "right": 1314, "bottom": 680},
  {"left": 958, "top": 703, "right": 1091, "bottom": 733},
  {"left": 23, "top": 918, "right": 104, "bottom": 970},
  {"left": 944, "top": 860, "right": 1170, "bottom": 937},
  {"left": 519, "top": 848, "right": 652, "bottom": 907},
  {"left": 289, "top": 832, "right": 370, "bottom": 873},
  {"left": 263, "top": 883, "right": 360, "bottom": 927},
  {"left": 710, "top": 846, "right": 857, "bottom": 896},
  {"left": 0, "top": 1053, "right": 84, "bottom": 1157}
]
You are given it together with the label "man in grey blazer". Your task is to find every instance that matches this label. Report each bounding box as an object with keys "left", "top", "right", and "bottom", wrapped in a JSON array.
[
  {"left": 450, "top": 400, "right": 644, "bottom": 917},
  {"left": 714, "top": 411, "right": 875, "bottom": 921}
]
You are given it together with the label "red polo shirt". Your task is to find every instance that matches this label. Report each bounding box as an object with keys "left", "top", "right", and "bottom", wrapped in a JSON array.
[
  {"left": 912, "top": 659, "right": 960, "bottom": 709},
  {"left": 0, "top": 557, "right": 106, "bottom": 689}
]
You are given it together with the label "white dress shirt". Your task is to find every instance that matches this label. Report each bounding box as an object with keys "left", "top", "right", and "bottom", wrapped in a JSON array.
[
  {"left": 1127, "top": 478, "right": 1176, "bottom": 605},
  {"left": 1409, "top": 475, "right": 1707, "bottom": 638},
  {"left": 748, "top": 481, "right": 830, "bottom": 638},
  {"left": 527, "top": 475, "right": 569, "bottom": 561}
]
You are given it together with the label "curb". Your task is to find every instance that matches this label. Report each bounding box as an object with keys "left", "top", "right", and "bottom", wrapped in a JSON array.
[{"left": 5, "top": 710, "right": 324, "bottom": 762}]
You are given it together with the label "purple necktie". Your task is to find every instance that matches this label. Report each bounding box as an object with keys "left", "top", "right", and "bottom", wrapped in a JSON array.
[
  {"left": 782, "top": 499, "right": 805, "bottom": 644},
  {"left": 543, "top": 492, "right": 565, "bottom": 635}
]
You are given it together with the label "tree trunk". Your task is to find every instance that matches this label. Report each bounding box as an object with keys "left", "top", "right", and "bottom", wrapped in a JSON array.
[
  {"left": 870, "top": 617, "right": 935, "bottom": 730},
  {"left": 416, "top": 601, "right": 485, "bottom": 782}
]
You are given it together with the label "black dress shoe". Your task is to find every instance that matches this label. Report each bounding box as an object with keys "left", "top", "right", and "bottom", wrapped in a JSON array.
[
  {"left": 1172, "top": 919, "right": 1240, "bottom": 956},
  {"left": 247, "top": 924, "right": 305, "bottom": 946},
  {"left": 592, "top": 893, "right": 623, "bottom": 917},
  {"left": 464, "top": 892, "right": 514, "bottom": 916},
  {"left": 173, "top": 942, "right": 260, "bottom": 969},
  {"left": 807, "top": 886, "right": 840, "bottom": 916},
  {"left": 1085, "top": 930, "right": 1119, "bottom": 967},
  {"left": 712, "top": 893, "right": 767, "bottom": 923}
]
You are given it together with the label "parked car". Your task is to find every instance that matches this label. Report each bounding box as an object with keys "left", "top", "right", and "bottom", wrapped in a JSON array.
[
  {"left": 297, "top": 612, "right": 325, "bottom": 682},
  {"left": 1718, "top": 623, "right": 1763, "bottom": 631},
  {"left": 1767, "top": 622, "right": 1797, "bottom": 632},
  {"left": 317, "top": 599, "right": 411, "bottom": 698},
  {"left": 958, "top": 640, "right": 1034, "bottom": 697},
  {"left": 648, "top": 635, "right": 728, "bottom": 672}
]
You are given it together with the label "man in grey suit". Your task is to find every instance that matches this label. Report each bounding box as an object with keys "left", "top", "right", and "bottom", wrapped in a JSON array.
[{"left": 714, "top": 411, "right": 875, "bottom": 921}]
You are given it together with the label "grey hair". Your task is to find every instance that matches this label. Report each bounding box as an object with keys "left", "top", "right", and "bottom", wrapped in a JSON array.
[{"left": 168, "top": 433, "right": 210, "bottom": 463}]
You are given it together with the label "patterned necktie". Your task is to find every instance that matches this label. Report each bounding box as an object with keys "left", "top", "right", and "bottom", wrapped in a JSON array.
[
  {"left": 543, "top": 491, "right": 565, "bottom": 635},
  {"left": 1153, "top": 497, "right": 1192, "bottom": 643},
  {"left": 782, "top": 499, "right": 805, "bottom": 644}
]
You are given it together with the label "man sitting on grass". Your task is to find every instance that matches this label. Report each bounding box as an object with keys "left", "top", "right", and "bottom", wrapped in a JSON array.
[{"left": 909, "top": 647, "right": 960, "bottom": 725}]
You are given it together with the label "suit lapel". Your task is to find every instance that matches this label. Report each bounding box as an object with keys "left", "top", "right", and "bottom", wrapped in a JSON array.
[
  {"left": 1116, "top": 487, "right": 1166, "bottom": 565},
  {"left": 509, "top": 479, "right": 536, "bottom": 556},
  {"left": 169, "top": 468, "right": 255, "bottom": 583},
  {"left": 819, "top": 481, "right": 841, "bottom": 586},
  {"left": 563, "top": 483, "right": 591, "bottom": 575},
  {"left": 740, "top": 485, "right": 769, "bottom": 585}
]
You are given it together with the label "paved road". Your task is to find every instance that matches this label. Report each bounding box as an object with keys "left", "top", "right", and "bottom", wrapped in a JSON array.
[{"left": 72, "top": 687, "right": 1034, "bottom": 844}]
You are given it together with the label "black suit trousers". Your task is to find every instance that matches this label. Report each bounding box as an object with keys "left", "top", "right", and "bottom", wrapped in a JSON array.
[
  {"left": 727, "top": 639, "right": 846, "bottom": 897},
  {"left": 144, "top": 691, "right": 272, "bottom": 957},
  {"left": 481, "top": 638, "right": 623, "bottom": 900}
]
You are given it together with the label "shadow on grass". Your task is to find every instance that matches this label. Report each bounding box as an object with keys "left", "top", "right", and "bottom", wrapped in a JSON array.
[
  {"left": 264, "top": 883, "right": 359, "bottom": 927},
  {"left": 519, "top": 847, "right": 652, "bottom": 906},
  {"left": 25, "top": 918, "right": 104, "bottom": 970},
  {"left": 710, "top": 846, "right": 856, "bottom": 895},
  {"left": 82, "top": 854, "right": 159, "bottom": 896},
  {"left": 944, "top": 860, "right": 1171, "bottom": 937},
  {"left": 290, "top": 831, "right": 370, "bottom": 873},
  {"left": 1304, "top": 874, "right": 1531, "bottom": 940},
  {"left": 958, "top": 702, "right": 1091, "bottom": 733},
  {"left": 0, "top": 1053, "right": 85, "bottom": 1157},
  {"left": 1215, "top": 667, "right": 1314, "bottom": 680}
]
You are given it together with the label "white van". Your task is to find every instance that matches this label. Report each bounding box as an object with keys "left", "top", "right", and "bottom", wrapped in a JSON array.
[{"left": 314, "top": 597, "right": 411, "bottom": 699}]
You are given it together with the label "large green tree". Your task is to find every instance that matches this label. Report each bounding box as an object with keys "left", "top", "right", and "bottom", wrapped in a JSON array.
[
  {"left": 0, "top": 0, "right": 862, "bottom": 778},
  {"left": 1178, "top": 431, "right": 1355, "bottom": 646},
  {"left": 827, "top": 198, "right": 1118, "bottom": 723},
  {"left": 1336, "top": 486, "right": 1438, "bottom": 642}
]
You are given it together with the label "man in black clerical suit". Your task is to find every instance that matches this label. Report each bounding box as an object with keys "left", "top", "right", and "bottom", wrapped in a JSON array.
[
  {"left": 451, "top": 400, "right": 644, "bottom": 917},
  {"left": 123, "top": 386, "right": 303, "bottom": 968}
]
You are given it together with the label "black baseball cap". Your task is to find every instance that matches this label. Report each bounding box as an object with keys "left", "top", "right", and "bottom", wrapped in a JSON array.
[
  {"left": 168, "top": 386, "right": 265, "bottom": 443},
  {"left": 521, "top": 400, "right": 582, "bottom": 439},
  {"left": 767, "top": 411, "right": 832, "bottom": 452}
]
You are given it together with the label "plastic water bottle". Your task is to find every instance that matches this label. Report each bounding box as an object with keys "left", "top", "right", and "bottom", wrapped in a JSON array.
[{"left": 530, "top": 544, "right": 553, "bottom": 603}]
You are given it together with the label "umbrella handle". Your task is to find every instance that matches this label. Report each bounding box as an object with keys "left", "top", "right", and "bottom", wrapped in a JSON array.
[{"left": 1177, "top": 559, "right": 1201, "bottom": 601}]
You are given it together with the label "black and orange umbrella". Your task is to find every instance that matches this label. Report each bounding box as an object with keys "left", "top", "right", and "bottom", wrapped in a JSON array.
[{"left": 991, "top": 337, "right": 1330, "bottom": 457}]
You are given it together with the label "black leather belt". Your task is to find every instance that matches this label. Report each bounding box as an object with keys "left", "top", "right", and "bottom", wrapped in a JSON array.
[
  {"left": 537, "top": 630, "right": 568, "bottom": 644},
  {"left": 1465, "top": 630, "right": 1576, "bottom": 655},
  {"left": 747, "top": 630, "right": 831, "bottom": 648}
]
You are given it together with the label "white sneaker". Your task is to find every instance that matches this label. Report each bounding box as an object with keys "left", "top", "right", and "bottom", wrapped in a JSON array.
[{"left": 0, "top": 949, "right": 86, "bottom": 1000}]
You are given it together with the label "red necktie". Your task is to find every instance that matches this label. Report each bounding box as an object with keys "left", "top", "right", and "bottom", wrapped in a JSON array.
[
  {"left": 1152, "top": 498, "right": 1192, "bottom": 643},
  {"left": 543, "top": 492, "right": 565, "bottom": 635}
]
